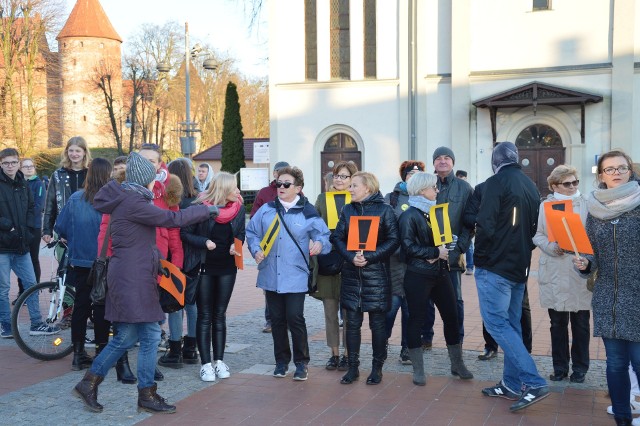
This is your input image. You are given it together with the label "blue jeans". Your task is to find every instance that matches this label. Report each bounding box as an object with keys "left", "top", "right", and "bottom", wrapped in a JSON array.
[
  {"left": 90, "top": 321, "right": 161, "bottom": 389},
  {"left": 0, "top": 253, "right": 42, "bottom": 327},
  {"left": 168, "top": 303, "right": 197, "bottom": 341},
  {"left": 422, "top": 270, "right": 464, "bottom": 343},
  {"left": 602, "top": 338, "right": 640, "bottom": 421},
  {"left": 385, "top": 295, "right": 409, "bottom": 348},
  {"left": 466, "top": 240, "right": 474, "bottom": 269},
  {"left": 475, "top": 267, "right": 546, "bottom": 392}
]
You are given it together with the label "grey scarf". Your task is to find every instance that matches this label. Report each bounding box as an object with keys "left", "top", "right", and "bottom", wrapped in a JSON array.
[{"left": 587, "top": 181, "right": 640, "bottom": 220}]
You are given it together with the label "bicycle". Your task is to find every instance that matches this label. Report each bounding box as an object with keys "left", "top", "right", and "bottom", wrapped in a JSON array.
[{"left": 11, "top": 240, "right": 75, "bottom": 360}]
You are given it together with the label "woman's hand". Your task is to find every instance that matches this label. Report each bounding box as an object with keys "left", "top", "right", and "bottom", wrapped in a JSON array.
[
  {"left": 229, "top": 245, "right": 239, "bottom": 256},
  {"left": 352, "top": 251, "right": 368, "bottom": 268},
  {"left": 438, "top": 245, "right": 449, "bottom": 261},
  {"left": 309, "top": 240, "right": 323, "bottom": 256},
  {"left": 254, "top": 251, "right": 265, "bottom": 264},
  {"left": 42, "top": 234, "right": 52, "bottom": 244},
  {"left": 573, "top": 255, "right": 589, "bottom": 271},
  {"left": 205, "top": 240, "right": 216, "bottom": 251}
]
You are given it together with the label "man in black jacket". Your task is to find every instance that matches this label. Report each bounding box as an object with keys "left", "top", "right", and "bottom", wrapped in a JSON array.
[
  {"left": 0, "top": 148, "right": 59, "bottom": 338},
  {"left": 474, "top": 142, "right": 548, "bottom": 412}
]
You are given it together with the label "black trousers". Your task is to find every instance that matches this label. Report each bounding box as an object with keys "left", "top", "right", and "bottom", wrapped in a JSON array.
[
  {"left": 196, "top": 273, "right": 236, "bottom": 364},
  {"left": 483, "top": 283, "right": 532, "bottom": 352},
  {"left": 265, "top": 291, "right": 309, "bottom": 364},
  {"left": 548, "top": 309, "right": 590, "bottom": 374},
  {"left": 69, "top": 266, "right": 110, "bottom": 344},
  {"left": 17, "top": 236, "right": 41, "bottom": 292},
  {"left": 344, "top": 309, "right": 387, "bottom": 363},
  {"left": 405, "top": 269, "right": 460, "bottom": 349}
]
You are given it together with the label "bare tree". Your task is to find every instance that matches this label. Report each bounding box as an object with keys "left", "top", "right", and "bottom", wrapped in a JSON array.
[{"left": 92, "top": 60, "right": 124, "bottom": 154}]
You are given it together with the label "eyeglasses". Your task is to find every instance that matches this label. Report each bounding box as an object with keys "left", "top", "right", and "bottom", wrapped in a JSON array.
[
  {"left": 558, "top": 180, "right": 580, "bottom": 188},
  {"left": 21, "top": 165, "right": 35, "bottom": 169},
  {"left": 333, "top": 174, "right": 351, "bottom": 180},
  {"left": 602, "top": 166, "right": 630, "bottom": 175},
  {"left": 426, "top": 185, "right": 438, "bottom": 191},
  {"left": 276, "top": 181, "right": 294, "bottom": 188},
  {"left": 1, "top": 161, "right": 19, "bottom": 167}
]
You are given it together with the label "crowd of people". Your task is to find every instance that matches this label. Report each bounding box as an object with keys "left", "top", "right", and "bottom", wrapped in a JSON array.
[{"left": 0, "top": 138, "right": 638, "bottom": 424}]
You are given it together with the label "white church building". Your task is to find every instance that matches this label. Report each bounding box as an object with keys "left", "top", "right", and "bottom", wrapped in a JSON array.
[{"left": 267, "top": 0, "right": 639, "bottom": 199}]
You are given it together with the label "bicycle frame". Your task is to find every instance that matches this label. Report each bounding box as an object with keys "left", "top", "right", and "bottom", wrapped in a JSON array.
[{"left": 45, "top": 241, "right": 70, "bottom": 324}]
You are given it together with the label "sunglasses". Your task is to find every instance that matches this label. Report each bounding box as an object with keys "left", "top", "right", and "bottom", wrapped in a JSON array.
[
  {"left": 558, "top": 180, "right": 580, "bottom": 188},
  {"left": 276, "top": 181, "right": 294, "bottom": 188}
]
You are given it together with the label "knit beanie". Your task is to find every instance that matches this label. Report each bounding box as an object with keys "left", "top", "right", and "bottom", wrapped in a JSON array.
[
  {"left": 126, "top": 152, "right": 156, "bottom": 187},
  {"left": 399, "top": 161, "right": 425, "bottom": 182},
  {"left": 432, "top": 146, "right": 456, "bottom": 164}
]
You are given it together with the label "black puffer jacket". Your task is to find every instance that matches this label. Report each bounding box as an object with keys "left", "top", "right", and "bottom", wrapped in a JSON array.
[
  {"left": 331, "top": 192, "right": 399, "bottom": 312},
  {"left": 398, "top": 206, "right": 448, "bottom": 276},
  {"left": 0, "top": 170, "right": 35, "bottom": 254}
]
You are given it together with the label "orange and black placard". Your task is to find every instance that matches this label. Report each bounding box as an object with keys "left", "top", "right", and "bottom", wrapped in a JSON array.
[
  {"left": 544, "top": 200, "right": 572, "bottom": 242},
  {"left": 158, "top": 259, "right": 186, "bottom": 306},
  {"left": 347, "top": 216, "right": 380, "bottom": 251},
  {"left": 429, "top": 203, "right": 453, "bottom": 246}
]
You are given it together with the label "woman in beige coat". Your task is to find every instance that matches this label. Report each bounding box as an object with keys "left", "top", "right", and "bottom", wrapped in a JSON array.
[{"left": 533, "top": 165, "right": 592, "bottom": 384}]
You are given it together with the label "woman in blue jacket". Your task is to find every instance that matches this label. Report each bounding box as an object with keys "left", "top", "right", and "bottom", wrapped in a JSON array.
[
  {"left": 55, "top": 158, "right": 112, "bottom": 371},
  {"left": 246, "top": 166, "right": 331, "bottom": 381}
]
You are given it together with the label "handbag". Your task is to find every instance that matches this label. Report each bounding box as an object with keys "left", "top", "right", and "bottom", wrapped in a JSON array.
[
  {"left": 184, "top": 252, "right": 206, "bottom": 305},
  {"left": 89, "top": 220, "right": 111, "bottom": 306},
  {"left": 276, "top": 208, "right": 316, "bottom": 294},
  {"left": 317, "top": 249, "right": 344, "bottom": 276}
]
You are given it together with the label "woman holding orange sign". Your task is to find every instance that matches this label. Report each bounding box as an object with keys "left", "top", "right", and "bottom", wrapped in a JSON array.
[
  {"left": 330, "top": 172, "right": 399, "bottom": 385},
  {"left": 533, "top": 165, "right": 591, "bottom": 384},
  {"left": 575, "top": 150, "right": 640, "bottom": 426}
]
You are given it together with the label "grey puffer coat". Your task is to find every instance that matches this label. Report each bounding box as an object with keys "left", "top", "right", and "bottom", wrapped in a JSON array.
[
  {"left": 331, "top": 192, "right": 400, "bottom": 312},
  {"left": 532, "top": 194, "right": 591, "bottom": 312},
  {"left": 584, "top": 203, "right": 640, "bottom": 342}
]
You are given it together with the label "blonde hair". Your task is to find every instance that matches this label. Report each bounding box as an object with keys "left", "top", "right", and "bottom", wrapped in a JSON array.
[
  {"left": 546, "top": 165, "right": 578, "bottom": 191},
  {"left": 60, "top": 136, "right": 91, "bottom": 169},
  {"left": 352, "top": 171, "right": 379, "bottom": 194},
  {"left": 197, "top": 171, "right": 237, "bottom": 205}
]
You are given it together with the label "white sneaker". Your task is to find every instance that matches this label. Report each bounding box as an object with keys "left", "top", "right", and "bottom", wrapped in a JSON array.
[
  {"left": 632, "top": 417, "right": 640, "bottom": 426},
  {"left": 607, "top": 400, "right": 640, "bottom": 415},
  {"left": 214, "top": 360, "right": 230, "bottom": 379},
  {"left": 200, "top": 363, "right": 216, "bottom": 382}
]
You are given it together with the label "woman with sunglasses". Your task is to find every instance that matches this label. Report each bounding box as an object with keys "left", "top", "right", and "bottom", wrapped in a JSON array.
[
  {"left": 574, "top": 151, "right": 640, "bottom": 426},
  {"left": 533, "top": 165, "right": 591, "bottom": 384},
  {"left": 246, "top": 166, "right": 331, "bottom": 381}
]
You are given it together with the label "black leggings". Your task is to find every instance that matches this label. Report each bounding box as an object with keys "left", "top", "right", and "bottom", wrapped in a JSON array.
[
  {"left": 196, "top": 273, "right": 236, "bottom": 364},
  {"left": 69, "top": 266, "right": 110, "bottom": 344},
  {"left": 404, "top": 269, "right": 460, "bottom": 349}
]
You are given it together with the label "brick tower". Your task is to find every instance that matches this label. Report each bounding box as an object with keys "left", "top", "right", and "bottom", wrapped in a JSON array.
[{"left": 56, "top": 0, "right": 122, "bottom": 147}]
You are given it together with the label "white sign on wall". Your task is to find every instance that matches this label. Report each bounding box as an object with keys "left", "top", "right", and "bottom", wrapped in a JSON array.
[
  {"left": 253, "top": 142, "right": 270, "bottom": 164},
  {"left": 240, "top": 168, "right": 269, "bottom": 191}
]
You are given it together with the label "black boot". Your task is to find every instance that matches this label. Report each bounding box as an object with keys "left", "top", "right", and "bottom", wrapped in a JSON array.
[
  {"left": 366, "top": 327, "right": 387, "bottom": 385},
  {"left": 614, "top": 417, "right": 632, "bottom": 426},
  {"left": 158, "top": 340, "right": 183, "bottom": 369},
  {"left": 72, "top": 341, "right": 94, "bottom": 371},
  {"left": 73, "top": 370, "right": 104, "bottom": 412},
  {"left": 116, "top": 351, "right": 137, "bottom": 384},
  {"left": 340, "top": 353, "right": 360, "bottom": 384},
  {"left": 182, "top": 336, "right": 199, "bottom": 365},
  {"left": 137, "top": 383, "right": 176, "bottom": 414},
  {"left": 366, "top": 360, "right": 384, "bottom": 385},
  {"left": 154, "top": 366, "right": 164, "bottom": 381},
  {"left": 447, "top": 343, "right": 474, "bottom": 380}
]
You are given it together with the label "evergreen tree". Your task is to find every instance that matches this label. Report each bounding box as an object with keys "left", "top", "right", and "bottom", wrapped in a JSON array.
[{"left": 220, "top": 82, "right": 246, "bottom": 174}]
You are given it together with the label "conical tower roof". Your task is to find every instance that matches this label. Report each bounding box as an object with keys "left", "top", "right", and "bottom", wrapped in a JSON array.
[{"left": 56, "top": 0, "right": 121, "bottom": 42}]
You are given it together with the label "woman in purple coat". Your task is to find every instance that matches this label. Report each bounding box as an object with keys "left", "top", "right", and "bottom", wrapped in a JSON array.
[{"left": 73, "top": 152, "right": 218, "bottom": 415}]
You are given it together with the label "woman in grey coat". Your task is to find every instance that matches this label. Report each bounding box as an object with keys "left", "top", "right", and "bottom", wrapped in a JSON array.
[{"left": 574, "top": 150, "right": 640, "bottom": 426}]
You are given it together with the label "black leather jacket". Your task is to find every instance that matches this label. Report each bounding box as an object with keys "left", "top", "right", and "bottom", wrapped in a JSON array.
[
  {"left": 398, "top": 206, "right": 448, "bottom": 276},
  {"left": 330, "top": 192, "right": 399, "bottom": 312}
]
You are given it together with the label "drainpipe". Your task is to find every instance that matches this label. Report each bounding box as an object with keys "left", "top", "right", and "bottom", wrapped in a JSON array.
[{"left": 408, "top": 0, "right": 418, "bottom": 159}]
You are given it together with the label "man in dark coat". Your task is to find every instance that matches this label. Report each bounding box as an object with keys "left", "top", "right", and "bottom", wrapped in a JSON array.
[{"left": 475, "top": 142, "right": 548, "bottom": 412}]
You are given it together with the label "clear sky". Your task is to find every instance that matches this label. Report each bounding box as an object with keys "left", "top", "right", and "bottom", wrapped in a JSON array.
[{"left": 63, "top": 0, "right": 268, "bottom": 78}]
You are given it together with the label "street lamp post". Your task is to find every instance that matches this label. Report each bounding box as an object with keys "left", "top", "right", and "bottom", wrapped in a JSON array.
[{"left": 157, "top": 22, "right": 216, "bottom": 158}]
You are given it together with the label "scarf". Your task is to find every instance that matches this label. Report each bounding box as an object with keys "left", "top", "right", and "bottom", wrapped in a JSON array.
[
  {"left": 202, "top": 199, "right": 242, "bottom": 224},
  {"left": 587, "top": 181, "right": 640, "bottom": 220},
  {"left": 408, "top": 195, "right": 436, "bottom": 214},
  {"left": 279, "top": 195, "right": 300, "bottom": 212},
  {"left": 122, "top": 182, "right": 154, "bottom": 202},
  {"left": 553, "top": 190, "right": 581, "bottom": 201}
]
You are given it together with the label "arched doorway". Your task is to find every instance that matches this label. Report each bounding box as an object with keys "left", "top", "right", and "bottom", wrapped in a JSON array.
[
  {"left": 320, "top": 133, "right": 362, "bottom": 192},
  {"left": 515, "top": 124, "right": 565, "bottom": 197}
]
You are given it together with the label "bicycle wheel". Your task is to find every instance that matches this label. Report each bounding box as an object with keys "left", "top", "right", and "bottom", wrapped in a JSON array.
[{"left": 11, "top": 281, "right": 75, "bottom": 361}]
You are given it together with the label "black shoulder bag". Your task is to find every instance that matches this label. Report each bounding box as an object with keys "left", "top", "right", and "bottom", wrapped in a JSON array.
[
  {"left": 89, "top": 220, "right": 111, "bottom": 305},
  {"left": 276, "top": 208, "right": 316, "bottom": 294}
]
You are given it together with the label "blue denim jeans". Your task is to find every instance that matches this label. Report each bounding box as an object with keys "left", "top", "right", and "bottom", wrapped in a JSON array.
[
  {"left": 465, "top": 240, "right": 474, "bottom": 269},
  {"left": 0, "top": 253, "right": 42, "bottom": 327},
  {"left": 475, "top": 267, "right": 546, "bottom": 392},
  {"left": 90, "top": 321, "right": 161, "bottom": 389},
  {"left": 385, "top": 295, "right": 409, "bottom": 348},
  {"left": 422, "top": 270, "right": 464, "bottom": 343},
  {"left": 168, "top": 303, "right": 197, "bottom": 340},
  {"left": 602, "top": 337, "right": 640, "bottom": 421}
]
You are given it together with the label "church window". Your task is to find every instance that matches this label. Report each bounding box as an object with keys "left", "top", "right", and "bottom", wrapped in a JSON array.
[
  {"left": 305, "top": 0, "right": 317, "bottom": 81},
  {"left": 363, "top": 0, "right": 376, "bottom": 78},
  {"left": 533, "top": 0, "right": 551, "bottom": 11},
  {"left": 516, "top": 124, "right": 562, "bottom": 148},
  {"left": 330, "top": 0, "right": 350, "bottom": 80}
]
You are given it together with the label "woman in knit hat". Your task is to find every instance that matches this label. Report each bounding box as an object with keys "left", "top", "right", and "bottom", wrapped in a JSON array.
[{"left": 73, "top": 152, "right": 218, "bottom": 415}]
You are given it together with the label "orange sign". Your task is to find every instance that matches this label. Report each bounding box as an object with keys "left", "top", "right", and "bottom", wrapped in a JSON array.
[
  {"left": 234, "top": 238, "right": 244, "bottom": 270},
  {"left": 544, "top": 200, "right": 573, "bottom": 242},
  {"left": 158, "top": 259, "right": 186, "bottom": 306},
  {"left": 547, "top": 212, "right": 593, "bottom": 255},
  {"left": 347, "top": 216, "right": 380, "bottom": 251}
]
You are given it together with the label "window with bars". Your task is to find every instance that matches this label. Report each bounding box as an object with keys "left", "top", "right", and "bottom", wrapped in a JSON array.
[
  {"left": 363, "top": 0, "right": 376, "bottom": 78},
  {"left": 305, "top": 0, "right": 317, "bottom": 81},
  {"left": 330, "top": 0, "right": 350, "bottom": 80},
  {"left": 533, "top": 0, "right": 551, "bottom": 11}
]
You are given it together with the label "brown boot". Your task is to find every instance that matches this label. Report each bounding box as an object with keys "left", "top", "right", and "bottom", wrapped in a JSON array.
[
  {"left": 137, "top": 383, "right": 176, "bottom": 414},
  {"left": 73, "top": 371, "right": 104, "bottom": 412}
]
